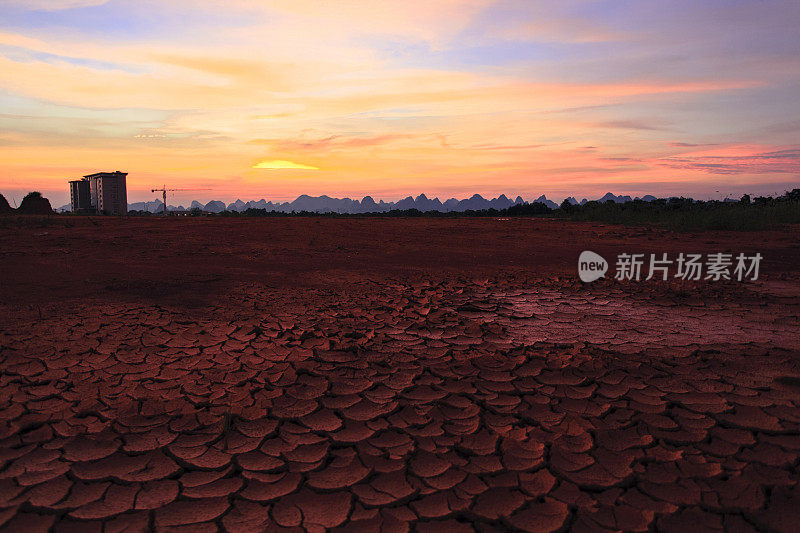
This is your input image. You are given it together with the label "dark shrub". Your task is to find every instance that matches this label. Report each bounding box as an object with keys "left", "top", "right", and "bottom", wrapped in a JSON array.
[
  {"left": 18, "top": 191, "right": 53, "bottom": 215},
  {"left": 0, "top": 193, "right": 12, "bottom": 213}
]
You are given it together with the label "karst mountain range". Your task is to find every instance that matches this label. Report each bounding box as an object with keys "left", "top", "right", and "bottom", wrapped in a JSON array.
[{"left": 107, "top": 192, "right": 659, "bottom": 214}]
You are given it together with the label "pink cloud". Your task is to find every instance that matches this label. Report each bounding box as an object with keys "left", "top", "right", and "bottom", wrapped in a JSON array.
[{"left": 659, "top": 146, "right": 800, "bottom": 175}]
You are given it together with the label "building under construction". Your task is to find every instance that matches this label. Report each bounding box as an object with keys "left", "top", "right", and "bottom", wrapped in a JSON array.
[{"left": 69, "top": 171, "right": 128, "bottom": 215}]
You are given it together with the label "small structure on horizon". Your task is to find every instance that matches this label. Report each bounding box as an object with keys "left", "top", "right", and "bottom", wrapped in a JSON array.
[{"left": 69, "top": 171, "right": 128, "bottom": 215}]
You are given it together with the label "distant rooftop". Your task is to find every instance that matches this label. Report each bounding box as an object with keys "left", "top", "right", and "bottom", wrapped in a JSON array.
[{"left": 83, "top": 171, "right": 127, "bottom": 179}]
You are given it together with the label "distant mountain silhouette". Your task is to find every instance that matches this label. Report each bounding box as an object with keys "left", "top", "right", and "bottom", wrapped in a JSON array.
[
  {"left": 121, "top": 192, "right": 665, "bottom": 213},
  {"left": 533, "top": 195, "right": 558, "bottom": 209},
  {"left": 595, "top": 192, "right": 657, "bottom": 204},
  {"left": 598, "top": 192, "right": 628, "bottom": 203},
  {"left": 227, "top": 199, "right": 247, "bottom": 212},
  {"left": 564, "top": 196, "right": 589, "bottom": 206},
  {"left": 204, "top": 200, "right": 227, "bottom": 213},
  {"left": 128, "top": 199, "right": 173, "bottom": 213}
]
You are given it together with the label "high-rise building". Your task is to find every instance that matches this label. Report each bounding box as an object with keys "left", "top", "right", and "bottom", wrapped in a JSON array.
[
  {"left": 69, "top": 171, "right": 128, "bottom": 215},
  {"left": 69, "top": 179, "right": 92, "bottom": 213}
]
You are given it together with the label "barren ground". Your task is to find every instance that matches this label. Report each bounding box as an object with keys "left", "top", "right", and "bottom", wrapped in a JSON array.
[{"left": 1, "top": 217, "right": 799, "bottom": 532}]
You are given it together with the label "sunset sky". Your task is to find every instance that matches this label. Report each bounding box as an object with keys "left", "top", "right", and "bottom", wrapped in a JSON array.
[{"left": 1, "top": 0, "right": 798, "bottom": 207}]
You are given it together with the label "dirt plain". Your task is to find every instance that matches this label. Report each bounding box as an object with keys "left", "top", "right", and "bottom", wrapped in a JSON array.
[{"left": 1, "top": 216, "right": 799, "bottom": 532}]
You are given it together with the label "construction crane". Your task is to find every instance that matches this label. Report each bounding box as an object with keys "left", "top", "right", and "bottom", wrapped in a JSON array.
[{"left": 151, "top": 187, "right": 210, "bottom": 215}]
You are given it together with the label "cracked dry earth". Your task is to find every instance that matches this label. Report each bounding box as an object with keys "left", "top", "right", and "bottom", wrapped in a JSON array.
[{"left": 1, "top": 276, "right": 800, "bottom": 533}]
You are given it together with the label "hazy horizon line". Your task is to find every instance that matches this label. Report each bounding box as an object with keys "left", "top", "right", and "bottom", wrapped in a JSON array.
[{"left": 4, "top": 184, "right": 799, "bottom": 209}]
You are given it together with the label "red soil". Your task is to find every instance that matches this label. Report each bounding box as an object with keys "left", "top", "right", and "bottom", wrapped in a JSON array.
[
  {"left": 2, "top": 216, "right": 798, "bottom": 307},
  {"left": 1, "top": 217, "right": 799, "bottom": 531}
]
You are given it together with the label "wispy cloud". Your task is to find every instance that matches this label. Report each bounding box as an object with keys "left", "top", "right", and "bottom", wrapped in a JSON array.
[
  {"left": 249, "top": 134, "right": 414, "bottom": 152},
  {"left": 253, "top": 160, "right": 320, "bottom": 170},
  {"left": 596, "top": 120, "right": 668, "bottom": 131},
  {"left": 668, "top": 142, "right": 719, "bottom": 148},
  {"left": 0, "top": 0, "right": 798, "bottom": 204},
  {"left": 2, "top": 0, "right": 109, "bottom": 10},
  {"left": 659, "top": 146, "right": 800, "bottom": 175}
]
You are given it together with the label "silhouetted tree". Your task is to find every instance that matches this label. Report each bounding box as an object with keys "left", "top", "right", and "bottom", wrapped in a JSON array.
[
  {"left": 780, "top": 188, "right": 800, "bottom": 201},
  {"left": 18, "top": 191, "right": 53, "bottom": 215},
  {"left": 0, "top": 193, "right": 11, "bottom": 213}
]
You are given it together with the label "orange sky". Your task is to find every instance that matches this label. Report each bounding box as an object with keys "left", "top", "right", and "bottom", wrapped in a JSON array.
[{"left": 1, "top": 0, "right": 798, "bottom": 207}]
